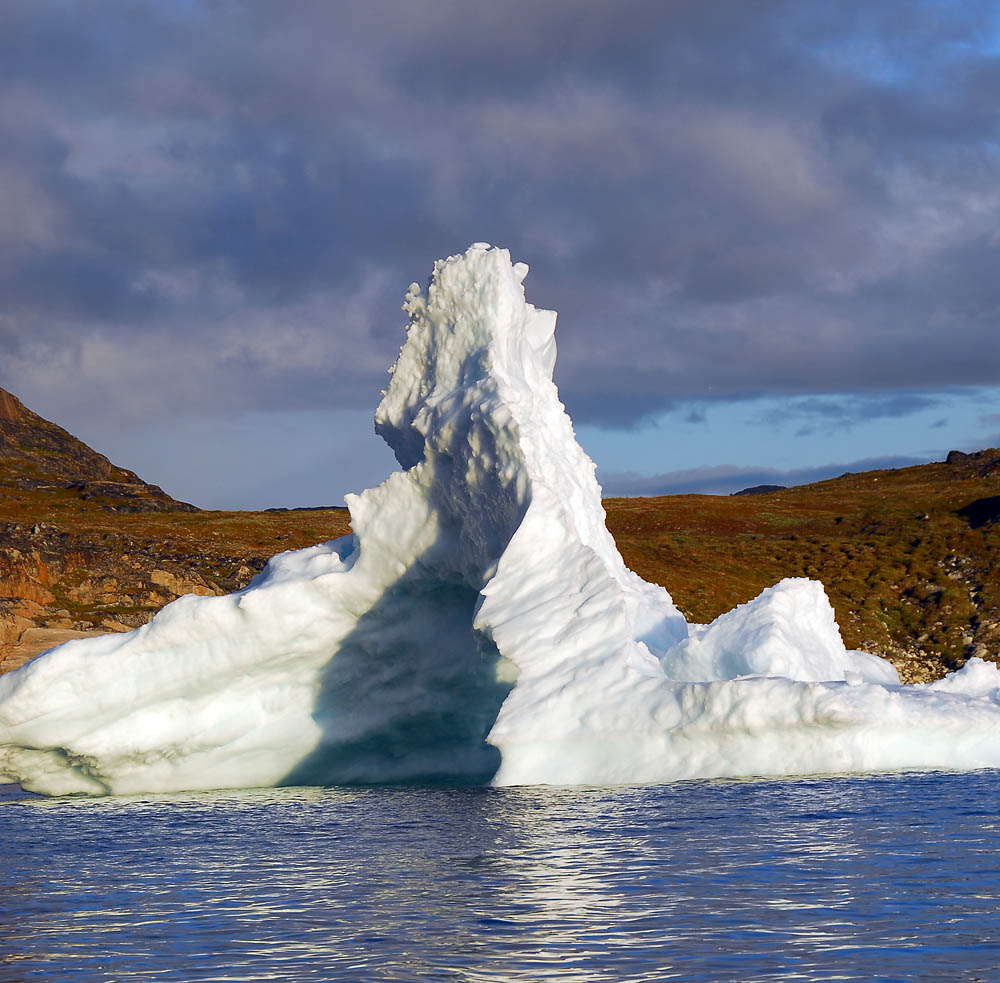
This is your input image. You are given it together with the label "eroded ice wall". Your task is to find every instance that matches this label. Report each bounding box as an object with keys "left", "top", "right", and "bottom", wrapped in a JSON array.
[{"left": 2, "top": 244, "right": 1000, "bottom": 795}]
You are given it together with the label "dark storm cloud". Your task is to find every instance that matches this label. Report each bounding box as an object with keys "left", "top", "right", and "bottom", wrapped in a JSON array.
[{"left": 2, "top": 0, "right": 999, "bottom": 432}]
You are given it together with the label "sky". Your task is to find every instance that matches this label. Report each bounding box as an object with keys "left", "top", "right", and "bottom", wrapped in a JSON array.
[{"left": 2, "top": 0, "right": 999, "bottom": 509}]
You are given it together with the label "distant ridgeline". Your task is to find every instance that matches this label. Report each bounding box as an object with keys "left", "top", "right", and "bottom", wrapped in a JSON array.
[{"left": 732, "top": 484, "right": 787, "bottom": 496}]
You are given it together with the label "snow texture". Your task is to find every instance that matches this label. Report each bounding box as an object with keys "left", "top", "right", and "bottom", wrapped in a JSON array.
[{"left": 2, "top": 243, "right": 1000, "bottom": 795}]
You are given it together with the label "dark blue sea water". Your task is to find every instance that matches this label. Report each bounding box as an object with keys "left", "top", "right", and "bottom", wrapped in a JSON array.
[{"left": 2, "top": 771, "right": 999, "bottom": 982}]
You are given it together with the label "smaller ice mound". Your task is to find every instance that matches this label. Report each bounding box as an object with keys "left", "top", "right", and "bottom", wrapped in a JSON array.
[
  {"left": 661, "top": 578, "right": 900, "bottom": 686},
  {"left": 923, "top": 657, "right": 1000, "bottom": 698}
]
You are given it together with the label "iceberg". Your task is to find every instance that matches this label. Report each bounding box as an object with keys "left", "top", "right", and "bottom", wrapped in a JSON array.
[{"left": 2, "top": 243, "right": 1000, "bottom": 796}]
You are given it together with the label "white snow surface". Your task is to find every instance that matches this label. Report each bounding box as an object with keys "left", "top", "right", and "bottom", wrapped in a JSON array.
[{"left": 3, "top": 243, "right": 1000, "bottom": 795}]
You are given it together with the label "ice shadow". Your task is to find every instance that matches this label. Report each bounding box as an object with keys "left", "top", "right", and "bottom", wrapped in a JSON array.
[{"left": 280, "top": 556, "right": 514, "bottom": 787}]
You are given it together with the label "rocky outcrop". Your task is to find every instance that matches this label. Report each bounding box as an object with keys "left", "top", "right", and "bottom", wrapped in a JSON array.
[
  {"left": 945, "top": 447, "right": 1000, "bottom": 477},
  {"left": 0, "top": 519, "right": 259, "bottom": 673},
  {"left": 732, "top": 484, "right": 787, "bottom": 496}
]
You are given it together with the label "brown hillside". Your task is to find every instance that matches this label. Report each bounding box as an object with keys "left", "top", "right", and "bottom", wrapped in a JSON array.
[
  {"left": 1, "top": 384, "right": 997, "bottom": 683},
  {"left": 0, "top": 385, "right": 195, "bottom": 511}
]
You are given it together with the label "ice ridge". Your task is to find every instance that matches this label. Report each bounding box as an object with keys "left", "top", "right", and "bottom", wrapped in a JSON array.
[{"left": 2, "top": 243, "right": 1000, "bottom": 795}]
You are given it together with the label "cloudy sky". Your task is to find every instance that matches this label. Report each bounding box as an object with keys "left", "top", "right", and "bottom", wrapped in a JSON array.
[{"left": 2, "top": 0, "right": 999, "bottom": 508}]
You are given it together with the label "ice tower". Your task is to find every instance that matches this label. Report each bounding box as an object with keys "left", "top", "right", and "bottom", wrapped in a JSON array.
[{"left": 2, "top": 244, "right": 1000, "bottom": 795}]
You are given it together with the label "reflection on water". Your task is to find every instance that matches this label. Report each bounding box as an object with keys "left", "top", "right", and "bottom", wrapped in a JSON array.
[{"left": 2, "top": 772, "right": 1000, "bottom": 981}]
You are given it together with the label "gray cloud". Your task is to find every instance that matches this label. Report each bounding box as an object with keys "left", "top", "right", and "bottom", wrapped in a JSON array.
[
  {"left": 753, "top": 392, "right": 946, "bottom": 436},
  {"left": 1, "top": 0, "right": 999, "bottom": 440}
]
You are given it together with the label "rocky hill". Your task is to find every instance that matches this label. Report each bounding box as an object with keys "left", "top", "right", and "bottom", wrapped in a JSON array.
[
  {"left": 0, "top": 387, "right": 195, "bottom": 511},
  {"left": 0, "top": 386, "right": 351, "bottom": 668},
  {"left": 1, "top": 386, "right": 997, "bottom": 682}
]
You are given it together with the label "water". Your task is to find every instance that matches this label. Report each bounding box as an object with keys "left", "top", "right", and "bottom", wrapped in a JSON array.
[{"left": 1, "top": 771, "right": 999, "bottom": 982}]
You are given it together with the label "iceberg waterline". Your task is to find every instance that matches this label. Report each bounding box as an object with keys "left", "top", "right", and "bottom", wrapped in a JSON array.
[{"left": 2, "top": 244, "right": 1000, "bottom": 795}]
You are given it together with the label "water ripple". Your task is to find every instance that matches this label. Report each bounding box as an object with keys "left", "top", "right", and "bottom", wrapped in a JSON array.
[{"left": 2, "top": 772, "right": 1000, "bottom": 981}]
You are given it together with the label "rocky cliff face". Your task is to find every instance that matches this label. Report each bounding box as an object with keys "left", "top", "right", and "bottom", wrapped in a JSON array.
[{"left": 0, "top": 520, "right": 233, "bottom": 671}]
